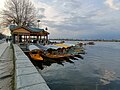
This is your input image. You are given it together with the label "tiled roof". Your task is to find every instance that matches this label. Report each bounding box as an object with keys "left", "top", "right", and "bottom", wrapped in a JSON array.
[
  {"left": 9, "top": 25, "right": 44, "bottom": 32},
  {"left": 9, "top": 25, "right": 18, "bottom": 30},
  {"left": 27, "top": 27, "right": 44, "bottom": 32}
]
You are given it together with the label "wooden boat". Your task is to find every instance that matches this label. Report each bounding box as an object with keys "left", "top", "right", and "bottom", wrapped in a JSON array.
[
  {"left": 28, "top": 45, "right": 43, "bottom": 61},
  {"left": 44, "top": 53, "right": 72, "bottom": 59},
  {"left": 28, "top": 44, "right": 84, "bottom": 60},
  {"left": 29, "top": 49, "right": 43, "bottom": 61},
  {"left": 87, "top": 42, "right": 95, "bottom": 45}
]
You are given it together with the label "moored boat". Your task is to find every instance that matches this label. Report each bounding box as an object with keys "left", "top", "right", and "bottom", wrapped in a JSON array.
[
  {"left": 29, "top": 45, "right": 73, "bottom": 60},
  {"left": 28, "top": 43, "right": 85, "bottom": 61},
  {"left": 28, "top": 45, "right": 43, "bottom": 61},
  {"left": 29, "top": 49, "right": 43, "bottom": 60},
  {"left": 87, "top": 42, "right": 95, "bottom": 45},
  {"left": 44, "top": 53, "right": 72, "bottom": 59}
]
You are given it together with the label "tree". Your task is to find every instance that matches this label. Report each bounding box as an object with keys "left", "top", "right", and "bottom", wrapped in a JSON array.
[{"left": 2, "top": 0, "right": 37, "bottom": 26}]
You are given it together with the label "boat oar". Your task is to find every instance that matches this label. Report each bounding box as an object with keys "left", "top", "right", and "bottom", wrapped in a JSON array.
[
  {"left": 57, "top": 61, "right": 64, "bottom": 66},
  {"left": 69, "top": 56, "right": 78, "bottom": 60},
  {"left": 66, "top": 59, "right": 74, "bottom": 63},
  {"left": 74, "top": 54, "right": 84, "bottom": 59},
  {"left": 63, "top": 57, "right": 74, "bottom": 63}
]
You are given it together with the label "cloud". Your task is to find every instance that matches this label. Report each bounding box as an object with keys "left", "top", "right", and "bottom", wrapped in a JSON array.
[
  {"left": 32, "top": 0, "right": 120, "bottom": 39},
  {"left": 0, "top": 0, "right": 5, "bottom": 9},
  {"left": 105, "top": 0, "right": 119, "bottom": 10}
]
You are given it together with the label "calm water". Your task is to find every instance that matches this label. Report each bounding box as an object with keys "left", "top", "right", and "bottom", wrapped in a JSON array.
[{"left": 39, "top": 42, "right": 120, "bottom": 90}]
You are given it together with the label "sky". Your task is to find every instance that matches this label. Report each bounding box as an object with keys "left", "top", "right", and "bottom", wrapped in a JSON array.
[{"left": 0, "top": 0, "right": 120, "bottom": 39}]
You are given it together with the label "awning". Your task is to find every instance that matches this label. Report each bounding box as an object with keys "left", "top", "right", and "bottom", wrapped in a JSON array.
[{"left": 54, "top": 43, "right": 72, "bottom": 48}]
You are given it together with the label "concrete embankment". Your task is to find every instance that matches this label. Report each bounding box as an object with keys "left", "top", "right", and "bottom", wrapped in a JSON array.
[{"left": 13, "top": 44, "right": 50, "bottom": 90}]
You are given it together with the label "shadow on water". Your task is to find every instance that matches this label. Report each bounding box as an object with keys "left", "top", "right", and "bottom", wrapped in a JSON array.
[{"left": 25, "top": 52, "right": 84, "bottom": 70}]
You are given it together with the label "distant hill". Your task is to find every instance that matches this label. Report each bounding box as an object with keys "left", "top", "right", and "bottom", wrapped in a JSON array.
[{"left": 50, "top": 39, "right": 120, "bottom": 42}]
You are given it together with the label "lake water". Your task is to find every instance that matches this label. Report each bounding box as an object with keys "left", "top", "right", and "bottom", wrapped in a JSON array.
[{"left": 39, "top": 42, "right": 120, "bottom": 90}]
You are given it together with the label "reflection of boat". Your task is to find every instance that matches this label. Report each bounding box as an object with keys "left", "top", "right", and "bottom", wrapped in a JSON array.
[{"left": 29, "top": 49, "right": 43, "bottom": 60}]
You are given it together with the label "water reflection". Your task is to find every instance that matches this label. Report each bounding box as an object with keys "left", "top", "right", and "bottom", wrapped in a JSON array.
[{"left": 100, "top": 69, "right": 119, "bottom": 85}]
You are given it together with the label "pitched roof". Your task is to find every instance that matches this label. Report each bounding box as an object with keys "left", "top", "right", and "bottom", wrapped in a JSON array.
[
  {"left": 9, "top": 25, "right": 44, "bottom": 32},
  {"left": 27, "top": 27, "right": 44, "bottom": 32},
  {"left": 9, "top": 25, "right": 17, "bottom": 30}
]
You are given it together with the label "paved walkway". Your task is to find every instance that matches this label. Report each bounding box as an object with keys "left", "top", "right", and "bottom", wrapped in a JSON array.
[{"left": 0, "top": 43, "right": 14, "bottom": 90}]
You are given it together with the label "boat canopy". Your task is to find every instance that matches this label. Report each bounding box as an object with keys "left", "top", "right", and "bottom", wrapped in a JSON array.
[
  {"left": 54, "top": 43, "right": 75, "bottom": 48},
  {"left": 37, "top": 45, "right": 48, "bottom": 50},
  {"left": 37, "top": 44, "right": 62, "bottom": 50},
  {"left": 28, "top": 45, "right": 39, "bottom": 51},
  {"left": 63, "top": 43, "right": 75, "bottom": 46},
  {"left": 29, "top": 43, "right": 76, "bottom": 51},
  {"left": 45, "top": 45, "right": 62, "bottom": 50}
]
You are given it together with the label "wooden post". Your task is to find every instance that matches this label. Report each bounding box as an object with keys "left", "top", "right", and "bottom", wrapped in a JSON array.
[
  {"left": 13, "top": 34, "right": 15, "bottom": 44},
  {"left": 29, "top": 34, "right": 30, "bottom": 44},
  {"left": 26, "top": 35, "right": 27, "bottom": 43},
  {"left": 46, "top": 35, "right": 48, "bottom": 44},
  {"left": 17, "top": 33, "right": 19, "bottom": 44},
  {"left": 24, "top": 35, "right": 25, "bottom": 42},
  {"left": 44, "top": 35, "right": 45, "bottom": 40},
  {"left": 40, "top": 35, "right": 41, "bottom": 43},
  {"left": 37, "top": 34, "right": 39, "bottom": 41}
]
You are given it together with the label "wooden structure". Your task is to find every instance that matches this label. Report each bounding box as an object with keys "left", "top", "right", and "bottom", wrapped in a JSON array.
[{"left": 9, "top": 25, "right": 49, "bottom": 45}]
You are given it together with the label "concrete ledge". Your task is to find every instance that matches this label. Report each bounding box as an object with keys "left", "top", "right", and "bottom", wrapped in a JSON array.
[{"left": 13, "top": 44, "right": 50, "bottom": 90}]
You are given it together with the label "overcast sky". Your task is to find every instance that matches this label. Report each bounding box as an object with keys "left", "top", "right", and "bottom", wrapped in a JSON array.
[{"left": 1, "top": 0, "right": 120, "bottom": 39}]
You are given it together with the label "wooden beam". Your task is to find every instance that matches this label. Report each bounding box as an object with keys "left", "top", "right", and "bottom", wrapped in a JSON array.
[
  {"left": 29, "top": 34, "right": 30, "bottom": 44},
  {"left": 17, "top": 33, "right": 19, "bottom": 44}
]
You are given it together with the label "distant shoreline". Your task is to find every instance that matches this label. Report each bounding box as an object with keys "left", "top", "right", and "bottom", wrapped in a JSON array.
[{"left": 49, "top": 39, "right": 120, "bottom": 42}]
